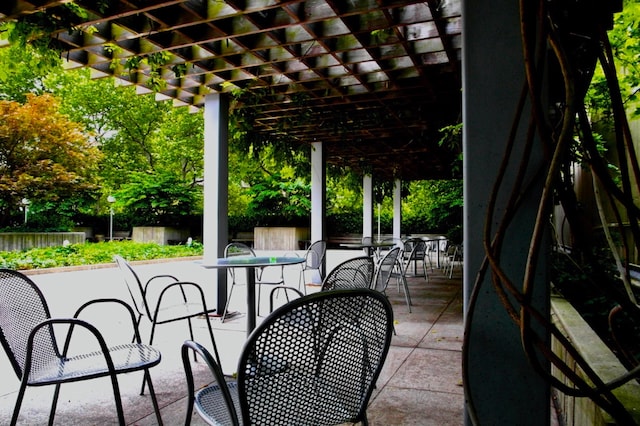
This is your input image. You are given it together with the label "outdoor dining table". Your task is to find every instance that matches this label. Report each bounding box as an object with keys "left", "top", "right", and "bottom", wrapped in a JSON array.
[
  {"left": 340, "top": 241, "right": 395, "bottom": 257},
  {"left": 420, "top": 236, "right": 447, "bottom": 268},
  {"left": 201, "top": 256, "right": 305, "bottom": 335}
]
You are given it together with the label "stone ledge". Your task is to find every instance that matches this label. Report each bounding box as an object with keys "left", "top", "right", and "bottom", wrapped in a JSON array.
[{"left": 551, "top": 295, "right": 640, "bottom": 425}]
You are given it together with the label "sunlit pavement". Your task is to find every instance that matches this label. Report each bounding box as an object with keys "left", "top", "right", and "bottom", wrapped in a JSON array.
[{"left": 0, "top": 249, "right": 463, "bottom": 425}]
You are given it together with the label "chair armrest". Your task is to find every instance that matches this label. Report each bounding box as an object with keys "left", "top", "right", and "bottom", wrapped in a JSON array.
[
  {"left": 73, "top": 298, "right": 143, "bottom": 342},
  {"left": 26, "top": 317, "right": 118, "bottom": 377},
  {"left": 269, "top": 286, "right": 304, "bottom": 312},
  {"left": 143, "top": 274, "right": 179, "bottom": 292},
  {"left": 182, "top": 340, "right": 240, "bottom": 426},
  {"left": 152, "top": 280, "right": 212, "bottom": 317}
]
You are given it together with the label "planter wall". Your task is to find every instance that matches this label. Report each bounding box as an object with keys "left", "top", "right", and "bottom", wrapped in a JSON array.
[
  {"left": 131, "top": 226, "right": 190, "bottom": 245},
  {"left": 0, "top": 232, "right": 85, "bottom": 251},
  {"left": 551, "top": 296, "right": 640, "bottom": 425},
  {"left": 254, "top": 227, "right": 310, "bottom": 250}
]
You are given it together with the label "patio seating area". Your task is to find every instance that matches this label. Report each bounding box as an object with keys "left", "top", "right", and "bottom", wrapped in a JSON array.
[{"left": 0, "top": 249, "right": 463, "bottom": 425}]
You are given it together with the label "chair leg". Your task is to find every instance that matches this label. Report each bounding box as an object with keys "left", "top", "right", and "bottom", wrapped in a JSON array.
[
  {"left": 141, "top": 324, "right": 160, "bottom": 395},
  {"left": 107, "top": 373, "right": 126, "bottom": 425},
  {"left": 186, "top": 317, "right": 196, "bottom": 361},
  {"left": 402, "top": 275, "right": 412, "bottom": 313},
  {"left": 48, "top": 383, "right": 62, "bottom": 426},
  {"left": 298, "top": 268, "right": 304, "bottom": 290},
  {"left": 221, "top": 282, "right": 237, "bottom": 323},
  {"left": 300, "top": 268, "right": 308, "bottom": 294},
  {"left": 203, "top": 305, "right": 222, "bottom": 367},
  {"left": 422, "top": 257, "right": 429, "bottom": 283},
  {"left": 144, "top": 369, "right": 164, "bottom": 425},
  {"left": 11, "top": 380, "right": 28, "bottom": 426},
  {"left": 257, "top": 283, "right": 262, "bottom": 317}
]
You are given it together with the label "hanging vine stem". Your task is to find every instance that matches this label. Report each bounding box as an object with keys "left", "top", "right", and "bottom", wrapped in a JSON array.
[{"left": 464, "top": 0, "right": 640, "bottom": 424}]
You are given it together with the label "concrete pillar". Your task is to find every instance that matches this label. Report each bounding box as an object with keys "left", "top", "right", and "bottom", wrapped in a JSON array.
[
  {"left": 363, "top": 174, "right": 373, "bottom": 238},
  {"left": 310, "top": 142, "right": 325, "bottom": 244},
  {"left": 310, "top": 141, "right": 326, "bottom": 282},
  {"left": 203, "top": 93, "right": 229, "bottom": 313},
  {"left": 393, "top": 178, "right": 402, "bottom": 239},
  {"left": 462, "top": 1, "right": 550, "bottom": 424}
]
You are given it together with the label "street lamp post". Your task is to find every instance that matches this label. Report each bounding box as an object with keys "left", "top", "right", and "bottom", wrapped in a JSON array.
[
  {"left": 107, "top": 195, "right": 116, "bottom": 241},
  {"left": 21, "top": 198, "right": 30, "bottom": 225}
]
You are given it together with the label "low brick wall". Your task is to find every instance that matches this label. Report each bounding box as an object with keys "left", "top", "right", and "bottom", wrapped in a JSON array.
[
  {"left": 551, "top": 296, "right": 640, "bottom": 425},
  {"left": 0, "top": 232, "right": 85, "bottom": 251}
]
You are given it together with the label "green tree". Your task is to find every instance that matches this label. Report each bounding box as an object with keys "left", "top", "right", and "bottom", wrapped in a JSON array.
[
  {"left": 403, "top": 180, "right": 463, "bottom": 236},
  {"left": 46, "top": 69, "right": 206, "bottom": 220},
  {"left": 114, "top": 171, "right": 200, "bottom": 227}
]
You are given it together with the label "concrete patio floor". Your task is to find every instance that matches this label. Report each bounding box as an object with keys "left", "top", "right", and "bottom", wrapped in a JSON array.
[{"left": 0, "top": 249, "right": 464, "bottom": 425}]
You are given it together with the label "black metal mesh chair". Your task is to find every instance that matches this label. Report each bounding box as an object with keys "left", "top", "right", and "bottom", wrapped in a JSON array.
[
  {"left": 268, "top": 256, "right": 375, "bottom": 312},
  {"left": 402, "top": 238, "right": 430, "bottom": 280},
  {"left": 297, "top": 240, "right": 327, "bottom": 290},
  {"left": 113, "top": 255, "right": 220, "bottom": 366},
  {"left": 222, "top": 242, "right": 285, "bottom": 321},
  {"left": 0, "top": 268, "right": 163, "bottom": 425},
  {"left": 321, "top": 256, "right": 375, "bottom": 291},
  {"left": 374, "top": 246, "right": 412, "bottom": 312},
  {"left": 183, "top": 288, "right": 394, "bottom": 426},
  {"left": 444, "top": 243, "right": 463, "bottom": 278}
]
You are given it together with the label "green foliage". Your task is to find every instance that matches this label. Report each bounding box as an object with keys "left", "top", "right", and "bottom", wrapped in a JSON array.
[
  {"left": 246, "top": 173, "right": 311, "bottom": 222},
  {"left": 587, "top": 1, "right": 640, "bottom": 122},
  {"left": 0, "top": 94, "right": 102, "bottom": 228},
  {"left": 438, "top": 122, "right": 463, "bottom": 176},
  {"left": 0, "top": 44, "right": 61, "bottom": 102},
  {"left": 326, "top": 213, "right": 363, "bottom": 234},
  {"left": 0, "top": 240, "right": 203, "bottom": 270},
  {"left": 229, "top": 87, "right": 311, "bottom": 177},
  {"left": 403, "top": 180, "right": 463, "bottom": 234},
  {"left": 114, "top": 172, "right": 201, "bottom": 226},
  {"left": 45, "top": 68, "right": 205, "bottom": 206}
]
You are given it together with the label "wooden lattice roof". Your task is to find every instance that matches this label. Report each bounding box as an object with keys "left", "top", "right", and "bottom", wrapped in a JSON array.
[{"left": 1, "top": 0, "right": 462, "bottom": 181}]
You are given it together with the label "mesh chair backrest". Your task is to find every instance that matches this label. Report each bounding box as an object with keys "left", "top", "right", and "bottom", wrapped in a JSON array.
[
  {"left": 403, "top": 239, "right": 414, "bottom": 253},
  {"left": 224, "top": 242, "right": 256, "bottom": 258},
  {"left": 224, "top": 243, "right": 257, "bottom": 281},
  {"left": 0, "top": 269, "right": 58, "bottom": 379},
  {"left": 238, "top": 289, "right": 393, "bottom": 425},
  {"left": 373, "top": 247, "right": 400, "bottom": 293},
  {"left": 408, "top": 239, "right": 426, "bottom": 260},
  {"left": 305, "top": 240, "right": 327, "bottom": 269},
  {"left": 321, "top": 257, "right": 374, "bottom": 291},
  {"left": 113, "top": 255, "right": 148, "bottom": 318}
]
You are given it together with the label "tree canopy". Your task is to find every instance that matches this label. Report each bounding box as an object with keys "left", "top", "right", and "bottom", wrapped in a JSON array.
[{"left": 0, "top": 94, "right": 101, "bottom": 227}]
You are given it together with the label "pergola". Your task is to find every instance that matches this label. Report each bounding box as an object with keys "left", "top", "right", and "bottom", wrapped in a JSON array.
[
  {"left": 4, "top": 1, "right": 618, "bottom": 425},
  {"left": 0, "top": 0, "right": 462, "bottom": 181}
]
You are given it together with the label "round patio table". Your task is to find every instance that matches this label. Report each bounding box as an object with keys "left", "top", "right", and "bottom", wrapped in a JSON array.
[{"left": 201, "top": 256, "right": 305, "bottom": 335}]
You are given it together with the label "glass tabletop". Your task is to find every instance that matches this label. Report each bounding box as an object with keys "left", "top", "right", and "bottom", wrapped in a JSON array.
[{"left": 201, "top": 256, "right": 305, "bottom": 268}]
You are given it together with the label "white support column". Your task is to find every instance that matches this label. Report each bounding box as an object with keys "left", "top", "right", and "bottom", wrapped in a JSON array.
[
  {"left": 393, "top": 178, "right": 401, "bottom": 239},
  {"left": 463, "top": 1, "right": 550, "bottom": 424},
  {"left": 203, "top": 93, "right": 229, "bottom": 313},
  {"left": 309, "top": 141, "right": 326, "bottom": 283},
  {"left": 310, "top": 142, "right": 325, "bottom": 244},
  {"left": 362, "top": 174, "right": 373, "bottom": 238}
]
